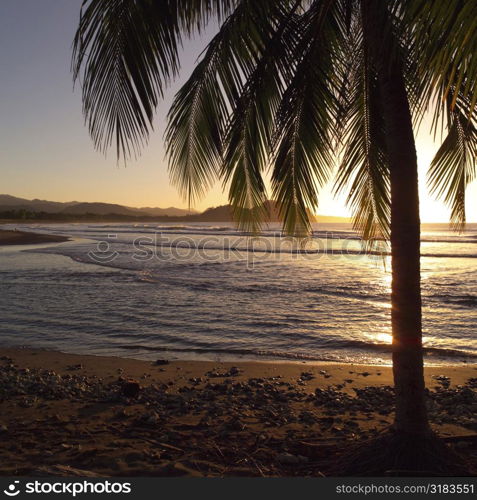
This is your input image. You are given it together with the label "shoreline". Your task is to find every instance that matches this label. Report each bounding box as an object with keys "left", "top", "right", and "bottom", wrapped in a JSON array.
[
  {"left": 0, "top": 347, "right": 475, "bottom": 476},
  {"left": 1, "top": 341, "right": 473, "bottom": 368},
  {"left": 1, "top": 345, "right": 476, "bottom": 388},
  {"left": 0, "top": 229, "right": 69, "bottom": 246}
]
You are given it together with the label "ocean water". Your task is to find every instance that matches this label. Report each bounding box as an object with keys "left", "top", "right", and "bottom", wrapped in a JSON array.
[{"left": 0, "top": 222, "right": 476, "bottom": 365}]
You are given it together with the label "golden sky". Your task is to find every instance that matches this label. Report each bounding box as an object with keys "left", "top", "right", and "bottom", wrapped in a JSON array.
[{"left": 0, "top": 1, "right": 475, "bottom": 222}]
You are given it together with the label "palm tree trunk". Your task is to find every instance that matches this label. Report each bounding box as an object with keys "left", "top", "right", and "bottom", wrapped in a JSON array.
[{"left": 378, "top": 65, "right": 430, "bottom": 435}]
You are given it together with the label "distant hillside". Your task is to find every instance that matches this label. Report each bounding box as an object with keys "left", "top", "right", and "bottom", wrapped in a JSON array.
[
  {"left": 194, "top": 202, "right": 295, "bottom": 222},
  {"left": 0, "top": 194, "right": 32, "bottom": 206},
  {"left": 135, "top": 206, "right": 198, "bottom": 217},
  {"left": 195, "top": 205, "right": 234, "bottom": 221},
  {"left": 60, "top": 202, "right": 141, "bottom": 216},
  {"left": 0, "top": 194, "right": 350, "bottom": 223},
  {"left": 0, "top": 194, "right": 194, "bottom": 218},
  {"left": 0, "top": 194, "right": 77, "bottom": 213},
  {"left": 193, "top": 202, "right": 351, "bottom": 223}
]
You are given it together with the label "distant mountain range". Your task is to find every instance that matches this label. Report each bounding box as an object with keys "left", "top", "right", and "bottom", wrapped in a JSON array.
[
  {"left": 0, "top": 195, "right": 197, "bottom": 217},
  {"left": 0, "top": 194, "right": 350, "bottom": 223}
]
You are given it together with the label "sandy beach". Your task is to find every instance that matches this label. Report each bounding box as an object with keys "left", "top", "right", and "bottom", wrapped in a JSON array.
[
  {"left": 0, "top": 347, "right": 475, "bottom": 476},
  {"left": 0, "top": 229, "right": 69, "bottom": 246}
]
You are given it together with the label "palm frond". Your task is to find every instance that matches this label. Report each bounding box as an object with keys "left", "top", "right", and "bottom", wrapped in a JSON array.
[
  {"left": 271, "top": 0, "right": 345, "bottom": 236},
  {"left": 73, "top": 0, "right": 476, "bottom": 240},
  {"left": 165, "top": 0, "right": 293, "bottom": 207},
  {"left": 222, "top": 1, "right": 302, "bottom": 232},
  {"left": 428, "top": 102, "right": 477, "bottom": 230},
  {"left": 405, "top": 0, "right": 477, "bottom": 125},
  {"left": 400, "top": 0, "right": 477, "bottom": 230},
  {"left": 72, "top": 0, "right": 240, "bottom": 162},
  {"left": 73, "top": 0, "right": 185, "bottom": 160},
  {"left": 164, "top": 35, "right": 228, "bottom": 205},
  {"left": 175, "top": 0, "right": 238, "bottom": 34},
  {"left": 334, "top": 9, "right": 390, "bottom": 246}
]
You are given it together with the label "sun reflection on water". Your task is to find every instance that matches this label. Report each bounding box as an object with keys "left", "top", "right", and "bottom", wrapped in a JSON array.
[{"left": 374, "top": 332, "right": 393, "bottom": 344}]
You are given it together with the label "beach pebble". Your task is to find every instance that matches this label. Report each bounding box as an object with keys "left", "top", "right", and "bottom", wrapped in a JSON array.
[
  {"left": 229, "top": 366, "right": 241, "bottom": 376},
  {"left": 141, "top": 411, "right": 161, "bottom": 426},
  {"left": 225, "top": 417, "right": 246, "bottom": 432},
  {"left": 121, "top": 380, "right": 141, "bottom": 398},
  {"left": 114, "top": 408, "right": 129, "bottom": 419},
  {"left": 206, "top": 367, "right": 241, "bottom": 378},
  {"left": 276, "top": 452, "right": 308, "bottom": 465},
  {"left": 432, "top": 375, "right": 451, "bottom": 388},
  {"left": 19, "top": 397, "right": 37, "bottom": 408},
  {"left": 154, "top": 359, "right": 169, "bottom": 366},
  {"left": 67, "top": 364, "right": 83, "bottom": 371},
  {"left": 467, "top": 378, "right": 477, "bottom": 388},
  {"left": 299, "top": 410, "right": 317, "bottom": 424},
  {"left": 125, "top": 451, "right": 146, "bottom": 463}
]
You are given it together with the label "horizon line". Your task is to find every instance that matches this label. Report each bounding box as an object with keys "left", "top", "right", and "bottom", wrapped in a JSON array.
[{"left": 1, "top": 192, "right": 476, "bottom": 225}]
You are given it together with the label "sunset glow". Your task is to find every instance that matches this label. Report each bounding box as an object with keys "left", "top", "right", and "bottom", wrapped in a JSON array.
[{"left": 0, "top": 2, "right": 475, "bottom": 222}]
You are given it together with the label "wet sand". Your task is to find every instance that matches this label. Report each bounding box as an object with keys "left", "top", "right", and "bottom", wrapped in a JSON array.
[
  {"left": 0, "top": 347, "right": 475, "bottom": 476},
  {"left": 0, "top": 229, "right": 69, "bottom": 246}
]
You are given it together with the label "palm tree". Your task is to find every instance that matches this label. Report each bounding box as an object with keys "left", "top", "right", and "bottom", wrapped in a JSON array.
[{"left": 72, "top": 0, "right": 476, "bottom": 473}]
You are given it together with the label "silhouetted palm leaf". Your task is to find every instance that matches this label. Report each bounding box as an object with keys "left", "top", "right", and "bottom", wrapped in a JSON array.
[
  {"left": 334, "top": 12, "right": 390, "bottom": 244},
  {"left": 428, "top": 96, "right": 477, "bottom": 230},
  {"left": 73, "top": 0, "right": 477, "bottom": 236},
  {"left": 72, "top": 0, "right": 238, "bottom": 161},
  {"left": 406, "top": 0, "right": 477, "bottom": 121},
  {"left": 271, "top": 0, "right": 344, "bottom": 236},
  {"left": 165, "top": 0, "right": 292, "bottom": 209},
  {"left": 221, "top": 2, "right": 301, "bottom": 232}
]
